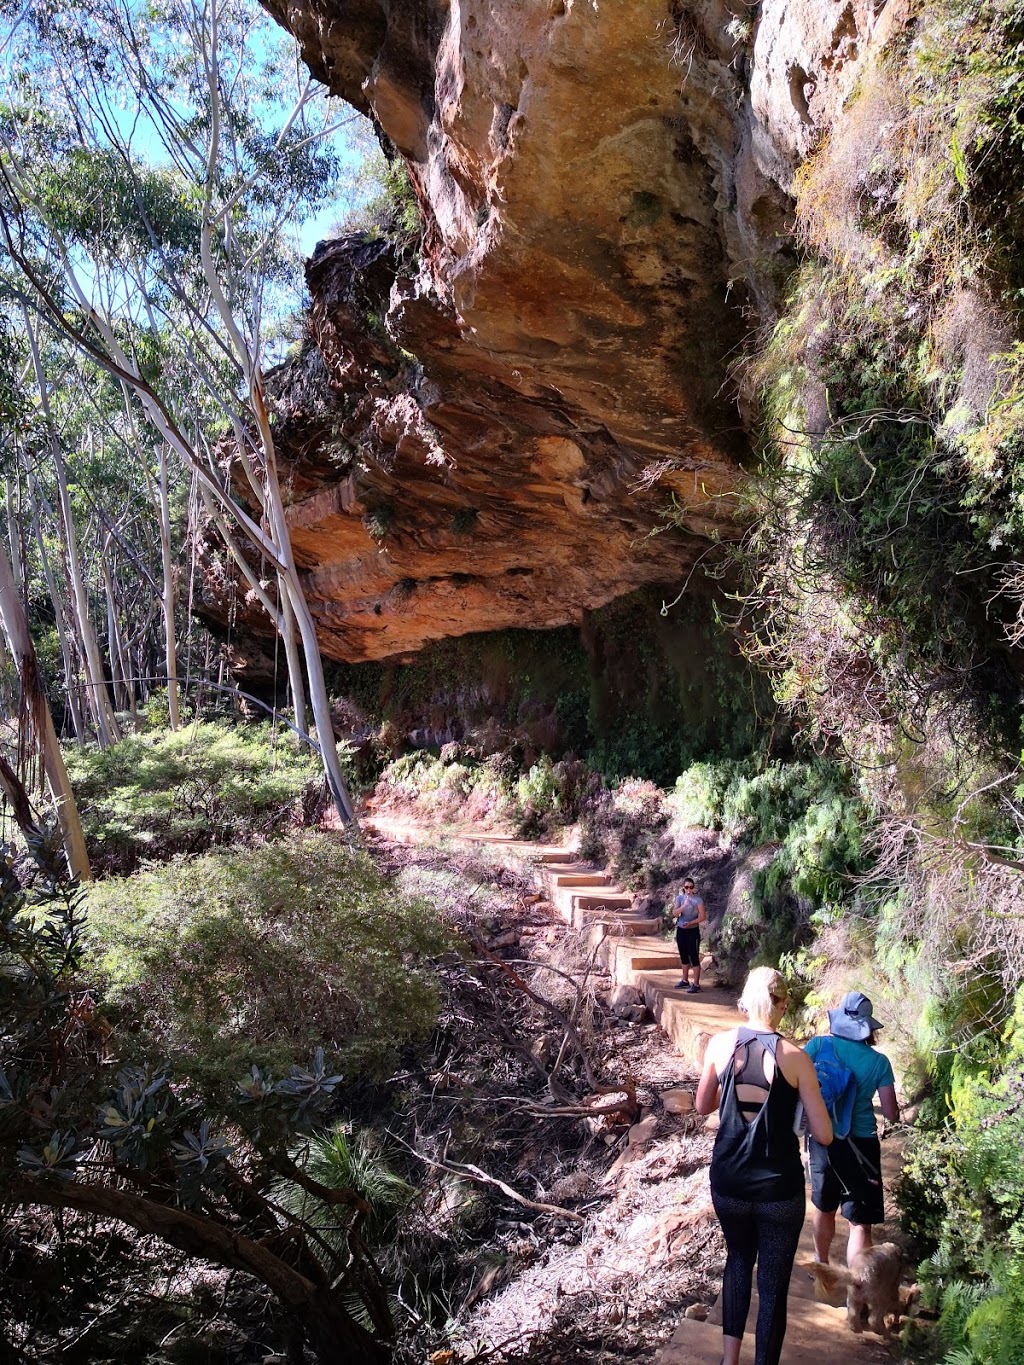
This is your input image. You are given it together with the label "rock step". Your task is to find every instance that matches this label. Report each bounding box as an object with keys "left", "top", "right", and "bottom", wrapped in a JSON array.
[
  {"left": 548, "top": 871, "right": 614, "bottom": 888},
  {"left": 536, "top": 848, "right": 582, "bottom": 864},
  {"left": 573, "top": 891, "right": 635, "bottom": 911},
  {"left": 582, "top": 916, "right": 662, "bottom": 937}
]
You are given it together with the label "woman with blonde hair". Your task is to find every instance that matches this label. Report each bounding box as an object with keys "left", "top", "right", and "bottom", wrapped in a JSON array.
[{"left": 696, "top": 967, "right": 833, "bottom": 1365}]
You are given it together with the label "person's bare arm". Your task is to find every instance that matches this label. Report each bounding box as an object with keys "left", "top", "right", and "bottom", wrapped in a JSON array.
[
  {"left": 695, "top": 1036, "right": 724, "bottom": 1115},
  {"left": 878, "top": 1084, "right": 900, "bottom": 1123},
  {"left": 696, "top": 898, "right": 707, "bottom": 928},
  {"left": 795, "top": 1052, "right": 833, "bottom": 1145}
]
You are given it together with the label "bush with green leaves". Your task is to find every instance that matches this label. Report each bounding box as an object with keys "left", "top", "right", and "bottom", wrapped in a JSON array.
[
  {"left": 578, "top": 779, "right": 670, "bottom": 889},
  {"left": 669, "top": 757, "right": 865, "bottom": 904},
  {"left": 64, "top": 720, "right": 326, "bottom": 871},
  {"left": 513, "top": 755, "right": 592, "bottom": 837},
  {"left": 276, "top": 1126, "right": 415, "bottom": 1274},
  {"left": 86, "top": 831, "right": 451, "bottom": 1097},
  {"left": 376, "top": 745, "right": 515, "bottom": 824},
  {"left": 1, "top": 825, "right": 400, "bottom": 1363},
  {"left": 897, "top": 984, "right": 1024, "bottom": 1364}
]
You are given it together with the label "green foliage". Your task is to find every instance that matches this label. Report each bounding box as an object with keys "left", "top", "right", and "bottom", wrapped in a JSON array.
[
  {"left": 337, "top": 146, "right": 420, "bottom": 247},
  {"left": 377, "top": 744, "right": 515, "bottom": 825},
  {"left": 276, "top": 1125, "right": 414, "bottom": 1267},
  {"left": 64, "top": 720, "right": 323, "bottom": 871},
  {"left": 0, "top": 823, "right": 395, "bottom": 1357},
  {"left": 363, "top": 500, "right": 395, "bottom": 541},
  {"left": 578, "top": 779, "right": 669, "bottom": 890},
  {"left": 513, "top": 755, "right": 592, "bottom": 838},
  {"left": 671, "top": 758, "right": 863, "bottom": 861},
  {"left": 86, "top": 830, "right": 450, "bottom": 1096},
  {"left": 666, "top": 756, "right": 867, "bottom": 970},
  {"left": 375, "top": 744, "right": 593, "bottom": 838},
  {"left": 34, "top": 147, "right": 201, "bottom": 264},
  {"left": 898, "top": 984, "right": 1024, "bottom": 1365},
  {"left": 737, "top": 0, "right": 1024, "bottom": 1018}
]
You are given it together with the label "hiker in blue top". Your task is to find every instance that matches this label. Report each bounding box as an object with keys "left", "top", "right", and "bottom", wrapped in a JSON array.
[{"left": 804, "top": 992, "right": 900, "bottom": 1267}]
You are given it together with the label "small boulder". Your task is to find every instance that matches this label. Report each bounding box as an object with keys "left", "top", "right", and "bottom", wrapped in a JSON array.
[
  {"left": 684, "top": 1303, "right": 709, "bottom": 1321},
  {"left": 609, "top": 982, "right": 643, "bottom": 1010},
  {"left": 662, "top": 1088, "right": 694, "bottom": 1114},
  {"left": 487, "top": 929, "right": 519, "bottom": 949},
  {"left": 613, "top": 1002, "right": 651, "bottom": 1023},
  {"left": 627, "top": 1114, "right": 659, "bottom": 1149}
]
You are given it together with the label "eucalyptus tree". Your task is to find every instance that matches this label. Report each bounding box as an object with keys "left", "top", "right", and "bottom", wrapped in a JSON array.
[{"left": 0, "top": 0, "right": 360, "bottom": 824}]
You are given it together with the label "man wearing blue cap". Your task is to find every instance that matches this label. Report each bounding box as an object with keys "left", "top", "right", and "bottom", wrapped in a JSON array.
[{"left": 804, "top": 992, "right": 900, "bottom": 1265}]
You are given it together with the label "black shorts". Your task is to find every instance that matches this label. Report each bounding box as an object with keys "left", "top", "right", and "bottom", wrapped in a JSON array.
[
  {"left": 808, "top": 1134, "right": 885, "bottom": 1226},
  {"left": 676, "top": 925, "right": 701, "bottom": 967}
]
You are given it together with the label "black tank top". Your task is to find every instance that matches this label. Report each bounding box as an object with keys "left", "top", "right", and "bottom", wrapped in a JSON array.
[{"left": 709, "top": 1028, "right": 804, "bottom": 1201}]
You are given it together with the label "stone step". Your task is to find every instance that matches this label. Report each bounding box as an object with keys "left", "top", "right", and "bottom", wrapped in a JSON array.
[
  {"left": 573, "top": 900, "right": 638, "bottom": 919},
  {"left": 548, "top": 871, "right": 614, "bottom": 888},
  {"left": 581, "top": 915, "right": 662, "bottom": 935},
  {"left": 573, "top": 891, "right": 635, "bottom": 911},
  {"left": 575, "top": 909, "right": 660, "bottom": 927},
  {"left": 628, "top": 951, "right": 682, "bottom": 970},
  {"left": 637, "top": 973, "right": 739, "bottom": 1066},
  {"left": 599, "top": 936, "right": 675, "bottom": 978},
  {"left": 535, "top": 863, "right": 595, "bottom": 896}
]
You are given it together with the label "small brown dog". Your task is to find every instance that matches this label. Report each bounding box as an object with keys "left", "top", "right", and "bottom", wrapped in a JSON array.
[{"left": 799, "top": 1243, "right": 904, "bottom": 1337}]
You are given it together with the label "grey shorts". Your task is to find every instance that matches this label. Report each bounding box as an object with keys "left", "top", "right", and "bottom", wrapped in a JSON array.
[{"left": 808, "top": 1134, "right": 884, "bottom": 1226}]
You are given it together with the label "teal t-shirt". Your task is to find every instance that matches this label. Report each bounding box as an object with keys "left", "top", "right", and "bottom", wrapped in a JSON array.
[{"left": 805, "top": 1035, "right": 895, "bottom": 1137}]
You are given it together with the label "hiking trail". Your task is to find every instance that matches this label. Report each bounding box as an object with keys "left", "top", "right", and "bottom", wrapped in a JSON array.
[{"left": 366, "top": 812, "right": 904, "bottom": 1364}]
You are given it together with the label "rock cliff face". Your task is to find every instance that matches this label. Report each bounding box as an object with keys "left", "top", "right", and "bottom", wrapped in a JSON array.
[{"left": 230, "top": 0, "right": 909, "bottom": 664}]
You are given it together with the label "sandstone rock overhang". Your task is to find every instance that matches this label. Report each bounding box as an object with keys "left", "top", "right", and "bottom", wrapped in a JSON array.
[{"left": 221, "top": 0, "right": 906, "bottom": 665}]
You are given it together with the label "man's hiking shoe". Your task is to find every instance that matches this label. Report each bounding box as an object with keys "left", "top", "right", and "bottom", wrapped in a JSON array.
[
  {"left": 687, "top": 984, "right": 701, "bottom": 994},
  {"left": 675, "top": 979, "right": 688, "bottom": 989}
]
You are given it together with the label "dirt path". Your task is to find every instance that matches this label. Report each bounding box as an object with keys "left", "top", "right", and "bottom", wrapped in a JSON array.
[{"left": 365, "top": 812, "right": 907, "bottom": 1365}]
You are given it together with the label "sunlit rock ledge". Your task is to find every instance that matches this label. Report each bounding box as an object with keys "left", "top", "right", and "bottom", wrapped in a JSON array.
[{"left": 203, "top": 0, "right": 909, "bottom": 664}]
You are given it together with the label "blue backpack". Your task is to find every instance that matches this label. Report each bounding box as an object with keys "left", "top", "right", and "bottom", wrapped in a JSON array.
[{"left": 811, "top": 1036, "right": 857, "bottom": 1140}]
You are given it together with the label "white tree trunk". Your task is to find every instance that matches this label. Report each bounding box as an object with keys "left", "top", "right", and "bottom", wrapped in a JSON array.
[
  {"left": 53, "top": 444, "right": 120, "bottom": 748},
  {"left": 27, "top": 476, "right": 87, "bottom": 741},
  {"left": 22, "top": 312, "right": 120, "bottom": 747},
  {"left": 278, "top": 570, "right": 308, "bottom": 737},
  {"left": 0, "top": 534, "right": 90, "bottom": 880},
  {"left": 158, "top": 444, "right": 181, "bottom": 730},
  {"left": 100, "top": 538, "right": 136, "bottom": 722}
]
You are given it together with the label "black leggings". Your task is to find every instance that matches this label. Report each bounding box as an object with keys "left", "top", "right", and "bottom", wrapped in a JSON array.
[
  {"left": 676, "top": 925, "right": 700, "bottom": 967},
  {"left": 711, "top": 1188, "right": 805, "bottom": 1365}
]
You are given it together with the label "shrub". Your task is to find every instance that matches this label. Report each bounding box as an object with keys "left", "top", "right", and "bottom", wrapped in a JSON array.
[
  {"left": 376, "top": 745, "right": 515, "bottom": 825},
  {"left": 578, "top": 779, "right": 669, "bottom": 889},
  {"left": 276, "top": 1125, "right": 415, "bottom": 1271},
  {"left": 513, "top": 756, "right": 593, "bottom": 838},
  {"left": 897, "top": 983, "right": 1024, "bottom": 1365},
  {"left": 65, "top": 720, "right": 326, "bottom": 871},
  {"left": 375, "top": 747, "right": 595, "bottom": 836},
  {"left": 0, "top": 826, "right": 397, "bottom": 1359},
  {"left": 86, "top": 831, "right": 451, "bottom": 1097},
  {"left": 665, "top": 756, "right": 867, "bottom": 971}
]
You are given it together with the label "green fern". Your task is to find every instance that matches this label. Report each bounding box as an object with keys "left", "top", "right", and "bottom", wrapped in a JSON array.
[{"left": 275, "top": 1126, "right": 414, "bottom": 1267}]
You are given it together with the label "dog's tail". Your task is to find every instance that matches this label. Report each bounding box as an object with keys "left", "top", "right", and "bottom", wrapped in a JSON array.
[{"left": 797, "top": 1259, "right": 854, "bottom": 1306}]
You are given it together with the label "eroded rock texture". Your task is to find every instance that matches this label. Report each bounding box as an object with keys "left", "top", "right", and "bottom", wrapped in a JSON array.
[{"left": 226, "top": 0, "right": 909, "bottom": 663}]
